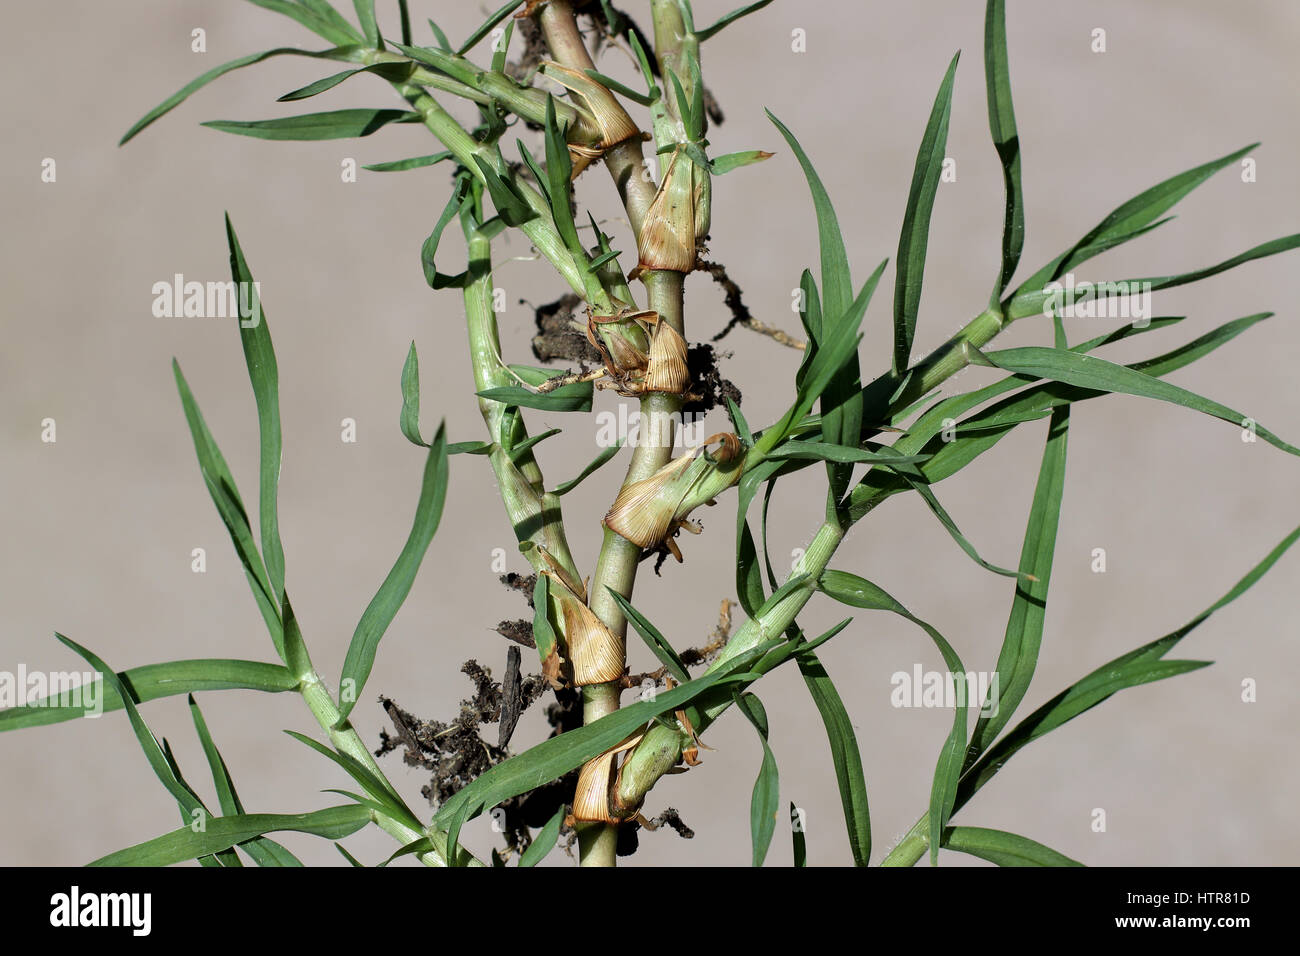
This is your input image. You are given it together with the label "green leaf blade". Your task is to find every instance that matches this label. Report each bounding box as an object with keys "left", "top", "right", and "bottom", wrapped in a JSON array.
[
  {"left": 984, "top": 0, "right": 1023, "bottom": 300},
  {"left": 942, "top": 826, "right": 1083, "bottom": 866},
  {"left": 203, "top": 109, "right": 418, "bottom": 141},
  {"left": 172, "top": 360, "right": 284, "bottom": 659},
  {"left": 518, "top": 807, "right": 566, "bottom": 867},
  {"left": 338, "top": 424, "right": 450, "bottom": 722},
  {"left": 225, "top": 216, "right": 286, "bottom": 603},
  {"left": 795, "top": 647, "right": 870, "bottom": 866},
  {"left": 0, "top": 658, "right": 296, "bottom": 732},
  {"left": 893, "top": 52, "right": 960, "bottom": 374},
  {"left": 735, "top": 692, "right": 779, "bottom": 867},
  {"left": 88, "top": 806, "right": 371, "bottom": 867},
  {"left": 966, "top": 405, "right": 1071, "bottom": 764}
]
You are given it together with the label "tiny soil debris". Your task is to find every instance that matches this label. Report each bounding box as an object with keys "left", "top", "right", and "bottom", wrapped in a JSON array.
[
  {"left": 529, "top": 293, "right": 603, "bottom": 365},
  {"left": 376, "top": 651, "right": 582, "bottom": 858}
]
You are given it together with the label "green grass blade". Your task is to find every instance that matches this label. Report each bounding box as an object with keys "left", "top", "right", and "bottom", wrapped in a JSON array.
[
  {"left": 399, "top": 342, "right": 430, "bottom": 447},
  {"left": 941, "top": 826, "right": 1083, "bottom": 866},
  {"left": 816, "top": 571, "right": 967, "bottom": 865},
  {"left": 1008, "top": 234, "right": 1300, "bottom": 320},
  {"left": 553, "top": 439, "right": 625, "bottom": 495},
  {"left": 794, "top": 646, "right": 870, "bottom": 866},
  {"left": 279, "top": 592, "right": 315, "bottom": 687},
  {"left": 427, "top": 18, "right": 451, "bottom": 51},
  {"left": 737, "top": 518, "right": 766, "bottom": 617},
  {"left": 765, "top": 111, "right": 851, "bottom": 324},
  {"left": 203, "top": 108, "right": 418, "bottom": 140},
  {"left": 187, "top": 696, "right": 241, "bottom": 816},
  {"left": 896, "top": 473, "right": 1019, "bottom": 578},
  {"left": 518, "top": 807, "right": 565, "bottom": 867},
  {"left": 246, "top": 0, "right": 363, "bottom": 44},
  {"left": 790, "top": 801, "right": 807, "bottom": 867},
  {"left": 478, "top": 364, "right": 595, "bottom": 413},
  {"left": 471, "top": 156, "right": 538, "bottom": 227},
  {"left": 475, "top": 385, "right": 593, "bottom": 413},
  {"left": 984, "top": 0, "right": 1022, "bottom": 301},
  {"left": 277, "top": 62, "right": 412, "bottom": 101},
  {"left": 861, "top": 315, "right": 1183, "bottom": 459},
  {"left": 726, "top": 398, "right": 753, "bottom": 446},
  {"left": 336, "top": 842, "right": 366, "bottom": 866},
  {"left": 353, "top": 0, "right": 380, "bottom": 46},
  {"left": 587, "top": 247, "right": 622, "bottom": 270},
  {"left": 1018, "top": 218, "right": 1176, "bottom": 302},
  {"left": 735, "top": 459, "right": 788, "bottom": 616},
  {"left": 364, "top": 150, "right": 454, "bottom": 172},
  {"left": 976, "top": 343, "right": 1300, "bottom": 457},
  {"left": 458, "top": 0, "right": 524, "bottom": 55},
  {"left": 389, "top": 41, "right": 477, "bottom": 85},
  {"left": 965, "top": 406, "right": 1070, "bottom": 765},
  {"left": 584, "top": 68, "right": 656, "bottom": 106},
  {"left": 490, "top": 19, "right": 515, "bottom": 72},
  {"left": 529, "top": 573, "right": 560, "bottom": 675},
  {"left": 710, "top": 149, "right": 774, "bottom": 176},
  {"left": 849, "top": 314, "right": 1250, "bottom": 518},
  {"left": 627, "top": 30, "right": 659, "bottom": 99},
  {"left": 422, "top": 176, "right": 473, "bottom": 289},
  {"left": 761, "top": 110, "right": 865, "bottom": 497},
  {"left": 226, "top": 216, "right": 285, "bottom": 603},
  {"left": 0, "top": 659, "right": 296, "bottom": 732},
  {"left": 759, "top": 261, "right": 887, "bottom": 454},
  {"left": 161, "top": 739, "right": 238, "bottom": 866},
  {"left": 695, "top": 0, "right": 773, "bottom": 41},
  {"left": 734, "top": 692, "right": 779, "bottom": 867},
  {"left": 173, "top": 360, "right": 284, "bottom": 659},
  {"left": 338, "top": 424, "right": 449, "bottom": 722},
  {"left": 300, "top": 0, "right": 368, "bottom": 39},
  {"left": 239, "top": 838, "right": 303, "bottom": 867},
  {"left": 607, "top": 590, "right": 690, "bottom": 684},
  {"left": 324, "top": 789, "right": 398, "bottom": 818},
  {"left": 760, "top": 480, "right": 781, "bottom": 592},
  {"left": 88, "top": 806, "right": 371, "bottom": 866},
  {"left": 279, "top": 67, "right": 365, "bottom": 101},
  {"left": 893, "top": 52, "right": 960, "bottom": 374},
  {"left": 911, "top": 313, "right": 1274, "bottom": 486},
  {"left": 55, "top": 635, "right": 220, "bottom": 858},
  {"left": 766, "top": 440, "right": 928, "bottom": 467},
  {"left": 957, "top": 523, "right": 1300, "bottom": 808},
  {"left": 795, "top": 267, "right": 823, "bottom": 355},
  {"left": 543, "top": 97, "right": 581, "bottom": 255},
  {"left": 284, "top": 730, "right": 420, "bottom": 829},
  {"left": 397, "top": 0, "right": 411, "bottom": 44},
  {"left": 516, "top": 139, "right": 552, "bottom": 205},
  {"left": 1020, "top": 144, "right": 1259, "bottom": 298},
  {"left": 189, "top": 695, "right": 303, "bottom": 866},
  {"left": 508, "top": 427, "right": 561, "bottom": 463},
  {"left": 435, "top": 642, "right": 782, "bottom": 852},
  {"left": 120, "top": 47, "right": 350, "bottom": 145}
]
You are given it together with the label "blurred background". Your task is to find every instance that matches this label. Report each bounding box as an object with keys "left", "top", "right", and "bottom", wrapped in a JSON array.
[{"left": 2, "top": 0, "right": 1297, "bottom": 866}]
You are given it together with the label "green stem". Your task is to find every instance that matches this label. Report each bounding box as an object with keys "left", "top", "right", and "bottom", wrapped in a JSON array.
[
  {"left": 387, "top": 81, "right": 602, "bottom": 305},
  {"left": 465, "top": 230, "right": 583, "bottom": 580},
  {"left": 535, "top": 1, "right": 660, "bottom": 234},
  {"left": 615, "top": 304, "right": 1020, "bottom": 812},
  {"left": 299, "top": 672, "right": 479, "bottom": 866},
  {"left": 533, "top": 0, "right": 692, "bottom": 868},
  {"left": 579, "top": 271, "right": 686, "bottom": 865},
  {"left": 876, "top": 306, "right": 1005, "bottom": 415},
  {"left": 880, "top": 817, "right": 931, "bottom": 867},
  {"left": 615, "top": 517, "right": 845, "bottom": 807}
]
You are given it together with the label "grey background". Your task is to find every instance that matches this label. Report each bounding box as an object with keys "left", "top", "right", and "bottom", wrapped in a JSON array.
[{"left": 2, "top": 0, "right": 1297, "bottom": 866}]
